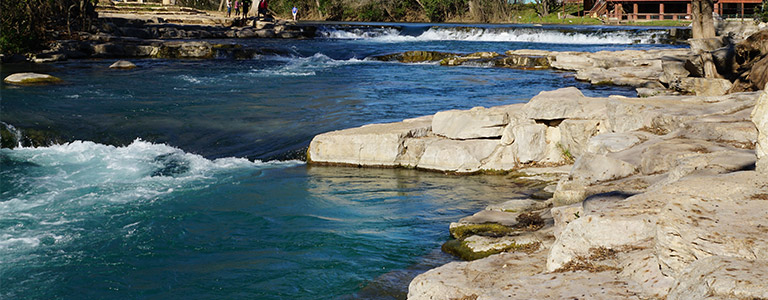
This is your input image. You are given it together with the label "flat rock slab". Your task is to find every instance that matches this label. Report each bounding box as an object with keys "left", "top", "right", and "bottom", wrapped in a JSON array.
[
  {"left": 409, "top": 248, "right": 645, "bottom": 300},
  {"left": 408, "top": 250, "right": 547, "bottom": 300},
  {"left": 486, "top": 199, "right": 551, "bottom": 213},
  {"left": 432, "top": 106, "right": 512, "bottom": 139},
  {"left": 3, "top": 73, "right": 61, "bottom": 85},
  {"left": 453, "top": 210, "right": 521, "bottom": 228},
  {"left": 307, "top": 117, "right": 432, "bottom": 167},
  {"left": 655, "top": 171, "right": 768, "bottom": 277},
  {"left": 667, "top": 256, "right": 768, "bottom": 300}
]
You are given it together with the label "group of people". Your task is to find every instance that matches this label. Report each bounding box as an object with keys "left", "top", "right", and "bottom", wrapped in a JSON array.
[
  {"left": 226, "top": 0, "right": 252, "bottom": 18},
  {"left": 225, "top": 0, "right": 298, "bottom": 21}
]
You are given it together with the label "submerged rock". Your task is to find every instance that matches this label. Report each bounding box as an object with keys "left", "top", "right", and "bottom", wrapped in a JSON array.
[
  {"left": 156, "top": 41, "right": 214, "bottom": 59},
  {"left": 109, "top": 60, "right": 137, "bottom": 69},
  {"left": 371, "top": 51, "right": 456, "bottom": 63},
  {"left": 3, "top": 73, "right": 62, "bottom": 85}
]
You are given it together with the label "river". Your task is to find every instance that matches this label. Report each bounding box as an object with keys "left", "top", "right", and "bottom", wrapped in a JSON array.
[{"left": 1, "top": 23, "right": 685, "bottom": 299}]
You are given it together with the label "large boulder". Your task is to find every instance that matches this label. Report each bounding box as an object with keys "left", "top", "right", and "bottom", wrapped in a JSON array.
[
  {"left": 524, "top": 87, "right": 609, "bottom": 120},
  {"left": 655, "top": 171, "right": 768, "bottom": 277},
  {"left": 3, "top": 73, "right": 61, "bottom": 85},
  {"left": 749, "top": 55, "right": 768, "bottom": 93},
  {"left": 156, "top": 41, "right": 214, "bottom": 59},
  {"left": 307, "top": 117, "right": 432, "bottom": 167},
  {"left": 753, "top": 87, "right": 768, "bottom": 173},
  {"left": 510, "top": 123, "right": 548, "bottom": 163},
  {"left": 547, "top": 181, "right": 683, "bottom": 272},
  {"left": 570, "top": 153, "right": 637, "bottom": 184},
  {"left": 372, "top": 51, "right": 456, "bottom": 63},
  {"left": 659, "top": 58, "right": 690, "bottom": 85},
  {"left": 673, "top": 77, "right": 733, "bottom": 96},
  {"left": 558, "top": 119, "right": 601, "bottom": 157}
]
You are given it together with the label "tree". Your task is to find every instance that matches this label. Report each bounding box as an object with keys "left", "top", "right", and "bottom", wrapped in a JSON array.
[
  {"left": 533, "top": 0, "right": 559, "bottom": 16},
  {"left": 1, "top": 0, "right": 97, "bottom": 54},
  {"left": 690, "top": 0, "right": 719, "bottom": 78}
]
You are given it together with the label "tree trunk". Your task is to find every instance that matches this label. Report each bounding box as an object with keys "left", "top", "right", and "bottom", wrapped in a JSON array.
[
  {"left": 692, "top": 0, "right": 716, "bottom": 39},
  {"left": 413, "top": 0, "right": 426, "bottom": 11},
  {"left": 315, "top": 0, "right": 324, "bottom": 19},
  {"left": 700, "top": 0, "right": 716, "bottom": 38},
  {"left": 691, "top": 0, "right": 720, "bottom": 78},
  {"left": 691, "top": 0, "right": 702, "bottom": 38}
]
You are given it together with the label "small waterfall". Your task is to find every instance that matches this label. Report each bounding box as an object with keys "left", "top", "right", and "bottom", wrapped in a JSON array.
[
  {"left": 317, "top": 24, "right": 687, "bottom": 45},
  {"left": 1, "top": 121, "right": 24, "bottom": 148}
]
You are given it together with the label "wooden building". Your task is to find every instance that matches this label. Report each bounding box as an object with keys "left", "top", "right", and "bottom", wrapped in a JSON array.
[{"left": 578, "top": 0, "right": 762, "bottom": 20}]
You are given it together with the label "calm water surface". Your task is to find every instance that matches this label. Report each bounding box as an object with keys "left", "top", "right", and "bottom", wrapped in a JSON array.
[{"left": 1, "top": 23, "right": 685, "bottom": 299}]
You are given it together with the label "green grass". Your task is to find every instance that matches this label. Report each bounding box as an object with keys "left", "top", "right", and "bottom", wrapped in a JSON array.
[
  {"left": 623, "top": 20, "right": 691, "bottom": 27},
  {"left": 506, "top": 5, "right": 602, "bottom": 25}
]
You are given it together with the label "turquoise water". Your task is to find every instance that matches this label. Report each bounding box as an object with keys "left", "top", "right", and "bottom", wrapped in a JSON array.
[{"left": 1, "top": 24, "right": 685, "bottom": 299}]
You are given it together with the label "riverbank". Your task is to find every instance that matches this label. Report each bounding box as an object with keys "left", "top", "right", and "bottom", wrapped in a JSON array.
[
  {"left": 306, "top": 30, "right": 768, "bottom": 299},
  {"left": 404, "top": 86, "right": 768, "bottom": 299}
]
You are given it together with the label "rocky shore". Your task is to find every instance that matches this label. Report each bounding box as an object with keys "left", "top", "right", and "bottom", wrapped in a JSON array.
[
  {"left": 1, "top": 2, "right": 316, "bottom": 64},
  {"left": 307, "top": 31, "right": 768, "bottom": 299}
]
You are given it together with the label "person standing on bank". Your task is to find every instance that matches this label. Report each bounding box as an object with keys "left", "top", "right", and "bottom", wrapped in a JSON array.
[
  {"left": 234, "top": 0, "right": 240, "bottom": 17},
  {"left": 242, "top": 0, "right": 248, "bottom": 18},
  {"left": 227, "top": 0, "right": 232, "bottom": 17},
  {"left": 292, "top": 6, "right": 298, "bottom": 21}
]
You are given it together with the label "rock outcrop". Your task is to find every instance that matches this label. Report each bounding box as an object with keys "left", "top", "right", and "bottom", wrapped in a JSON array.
[
  {"left": 308, "top": 87, "right": 758, "bottom": 174},
  {"left": 307, "top": 85, "right": 767, "bottom": 299}
]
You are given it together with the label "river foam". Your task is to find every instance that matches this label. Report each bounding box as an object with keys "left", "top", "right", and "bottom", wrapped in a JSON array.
[
  {"left": 0, "top": 139, "right": 301, "bottom": 254},
  {"left": 318, "top": 25, "right": 670, "bottom": 44}
]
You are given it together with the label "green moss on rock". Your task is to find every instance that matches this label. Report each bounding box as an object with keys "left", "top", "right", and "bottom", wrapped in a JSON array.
[
  {"left": 450, "top": 223, "right": 516, "bottom": 239},
  {"left": 442, "top": 239, "right": 541, "bottom": 261},
  {"left": 371, "top": 51, "right": 458, "bottom": 63}
]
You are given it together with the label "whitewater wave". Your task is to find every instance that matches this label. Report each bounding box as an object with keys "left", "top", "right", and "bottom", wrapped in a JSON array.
[
  {"left": 0, "top": 139, "right": 302, "bottom": 254},
  {"left": 245, "top": 53, "right": 368, "bottom": 77},
  {"left": 318, "top": 26, "right": 669, "bottom": 44}
]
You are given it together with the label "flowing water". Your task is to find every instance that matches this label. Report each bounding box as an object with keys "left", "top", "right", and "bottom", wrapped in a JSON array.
[{"left": 1, "top": 23, "right": 686, "bottom": 299}]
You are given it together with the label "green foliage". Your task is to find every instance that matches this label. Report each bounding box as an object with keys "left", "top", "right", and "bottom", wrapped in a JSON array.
[
  {"left": 557, "top": 143, "right": 574, "bottom": 163},
  {"left": 357, "top": 2, "right": 386, "bottom": 21},
  {"left": 0, "top": 0, "right": 97, "bottom": 55},
  {"left": 423, "top": 0, "right": 467, "bottom": 22},
  {"left": 757, "top": 2, "right": 768, "bottom": 23}
]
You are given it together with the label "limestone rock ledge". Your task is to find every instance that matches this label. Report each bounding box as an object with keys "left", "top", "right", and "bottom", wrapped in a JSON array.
[
  {"left": 405, "top": 87, "right": 768, "bottom": 299},
  {"left": 308, "top": 87, "right": 758, "bottom": 174}
]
